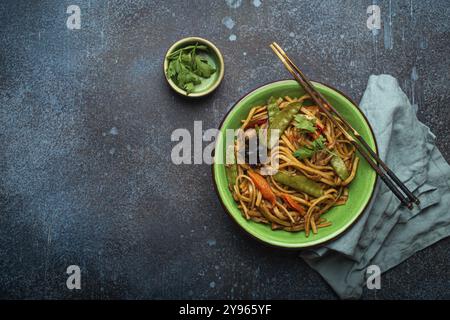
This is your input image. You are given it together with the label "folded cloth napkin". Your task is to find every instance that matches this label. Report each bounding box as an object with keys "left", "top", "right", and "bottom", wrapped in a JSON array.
[{"left": 301, "top": 74, "right": 450, "bottom": 299}]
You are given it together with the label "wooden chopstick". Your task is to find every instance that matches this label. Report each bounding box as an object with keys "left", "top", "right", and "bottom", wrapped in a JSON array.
[
  {"left": 271, "top": 43, "right": 420, "bottom": 206},
  {"left": 270, "top": 42, "right": 418, "bottom": 209}
]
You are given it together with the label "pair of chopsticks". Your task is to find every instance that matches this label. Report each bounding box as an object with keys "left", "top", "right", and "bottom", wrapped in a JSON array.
[{"left": 270, "top": 42, "right": 419, "bottom": 209}]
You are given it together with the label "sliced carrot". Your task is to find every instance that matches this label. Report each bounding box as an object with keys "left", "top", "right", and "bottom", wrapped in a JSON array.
[
  {"left": 282, "top": 194, "right": 306, "bottom": 215},
  {"left": 247, "top": 171, "right": 276, "bottom": 205}
]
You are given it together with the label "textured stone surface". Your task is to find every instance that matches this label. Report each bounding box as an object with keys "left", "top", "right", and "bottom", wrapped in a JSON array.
[{"left": 0, "top": 0, "right": 449, "bottom": 299}]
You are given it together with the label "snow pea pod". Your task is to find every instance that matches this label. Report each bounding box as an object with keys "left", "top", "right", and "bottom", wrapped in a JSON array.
[
  {"left": 225, "top": 144, "right": 238, "bottom": 190},
  {"left": 331, "top": 154, "right": 350, "bottom": 181},
  {"left": 267, "top": 96, "right": 280, "bottom": 124},
  {"left": 273, "top": 171, "right": 324, "bottom": 198},
  {"left": 268, "top": 102, "right": 301, "bottom": 148},
  {"left": 226, "top": 163, "right": 238, "bottom": 190},
  {"left": 225, "top": 164, "right": 238, "bottom": 191}
]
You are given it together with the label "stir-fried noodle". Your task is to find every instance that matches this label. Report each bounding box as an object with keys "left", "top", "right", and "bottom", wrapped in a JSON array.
[{"left": 225, "top": 95, "right": 359, "bottom": 236}]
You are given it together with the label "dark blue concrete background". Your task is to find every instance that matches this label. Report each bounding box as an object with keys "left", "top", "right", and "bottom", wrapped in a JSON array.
[{"left": 0, "top": 0, "right": 449, "bottom": 299}]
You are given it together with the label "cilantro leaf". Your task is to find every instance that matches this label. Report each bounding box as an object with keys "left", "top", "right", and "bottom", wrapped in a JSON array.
[
  {"left": 165, "top": 43, "right": 217, "bottom": 95},
  {"left": 167, "top": 60, "right": 177, "bottom": 78},
  {"left": 167, "top": 45, "right": 209, "bottom": 60},
  {"left": 294, "top": 114, "right": 316, "bottom": 133},
  {"left": 293, "top": 147, "right": 315, "bottom": 159},
  {"left": 193, "top": 55, "right": 216, "bottom": 78},
  {"left": 293, "top": 135, "right": 327, "bottom": 160},
  {"left": 180, "top": 53, "right": 192, "bottom": 64},
  {"left": 184, "top": 82, "right": 195, "bottom": 93},
  {"left": 174, "top": 63, "right": 201, "bottom": 94},
  {"left": 311, "top": 135, "right": 326, "bottom": 149}
]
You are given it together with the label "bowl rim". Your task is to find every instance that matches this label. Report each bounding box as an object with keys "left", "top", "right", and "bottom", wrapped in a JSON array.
[
  {"left": 163, "top": 36, "right": 225, "bottom": 98},
  {"left": 212, "top": 79, "right": 379, "bottom": 249}
]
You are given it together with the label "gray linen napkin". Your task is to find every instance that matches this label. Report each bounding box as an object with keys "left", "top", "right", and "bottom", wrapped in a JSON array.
[{"left": 301, "top": 74, "right": 450, "bottom": 299}]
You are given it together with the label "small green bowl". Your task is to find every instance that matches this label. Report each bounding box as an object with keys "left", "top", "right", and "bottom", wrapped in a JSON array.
[
  {"left": 163, "top": 37, "right": 224, "bottom": 97},
  {"left": 213, "top": 80, "right": 378, "bottom": 249}
]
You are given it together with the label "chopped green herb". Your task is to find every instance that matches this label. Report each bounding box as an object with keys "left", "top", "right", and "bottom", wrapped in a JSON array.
[
  {"left": 294, "top": 114, "right": 316, "bottom": 133},
  {"left": 166, "top": 43, "right": 216, "bottom": 94},
  {"left": 293, "top": 135, "right": 326, "bottom": 160},
  {"left": 193, "top": 55, "right": 216, "bottom": 78},
  {"left": 167, "top": 45, "right": 208, "bottom": 59},
  {"left": 311, "top": 135, "right": 326, "bottom": 149}
]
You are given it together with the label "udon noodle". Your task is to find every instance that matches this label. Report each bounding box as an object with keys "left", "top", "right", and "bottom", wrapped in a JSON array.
[{"left": 225, "top": 95, "right": 359, "bottom": 236}]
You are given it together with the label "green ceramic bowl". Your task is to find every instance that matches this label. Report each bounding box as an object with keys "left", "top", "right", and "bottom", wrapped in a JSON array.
[
  {"left": 163, "top": 37, "right": 224, "bottom": 97},
  {"left": 213, "top": 80, "right": 378, "bottom": 248}
]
